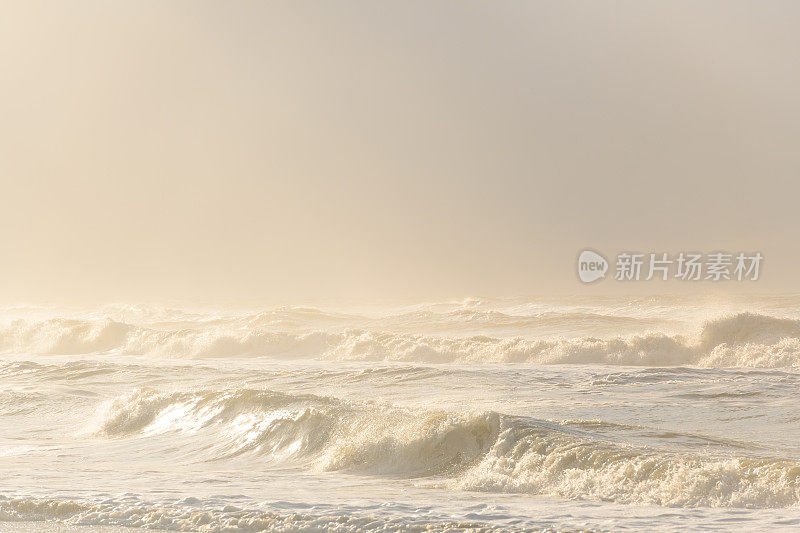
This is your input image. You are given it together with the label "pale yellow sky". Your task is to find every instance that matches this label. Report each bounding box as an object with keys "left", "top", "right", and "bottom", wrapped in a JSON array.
[{"left": 1, "top": 1, "right": 799, "bottom": 303}]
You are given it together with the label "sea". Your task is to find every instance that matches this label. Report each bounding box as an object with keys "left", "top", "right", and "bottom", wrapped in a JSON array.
[{"left": 0, "top": 295, "right": 798, "bottom": 531}]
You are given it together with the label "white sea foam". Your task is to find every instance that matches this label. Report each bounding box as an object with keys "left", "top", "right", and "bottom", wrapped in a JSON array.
[
  {"left": 90, "top": 387, "right": 800, "bottom": 508},
  {"left": 0, "top": 495, "right": 500, "bottom": 532},
  {"left": 2, "top": 299, "right": 800, "bottom": 531},
  {"left": 1, "top": 312, "right": 799, "bottom": 367}
]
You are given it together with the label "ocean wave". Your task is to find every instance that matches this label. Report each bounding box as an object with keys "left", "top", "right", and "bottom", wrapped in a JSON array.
[
  {"left": 97, "top": 388, "right": 494, "bottom": 475},
  {"left": 455, "top": 430, "right": 799, "bottom": 508},
  {"left": 1, "top": 313, "right": 800, "bottom": 367},
  {"left": 94, "top": 387, "right": 800, "bottom": 508},
  {"left": 0, "top": 495, "right": 502, "bottom": 532},
  {"left": 0, "top": 318, "right": 334, "bottom": 359}
]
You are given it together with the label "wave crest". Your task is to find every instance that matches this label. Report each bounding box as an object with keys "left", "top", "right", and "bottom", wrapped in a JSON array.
[
  {"left": 93, "top": 387, "right": 800, "bottom": 508},
  {"left": 2, "top": 312, "right": 800, "bottom": 367}
]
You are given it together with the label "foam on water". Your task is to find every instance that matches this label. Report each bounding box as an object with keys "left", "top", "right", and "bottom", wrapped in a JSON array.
[
  {"left": 90, "top": 387, "right": 800, "bottom": 508},
  {"left": 0, "top": 495, "right": 508, "bottom": 532},
  {"left": 2, "top": 297, "right": 800, "bottom": 531},
  {"left": 1, "top": 312, "right": 800, "bottom": 367}
]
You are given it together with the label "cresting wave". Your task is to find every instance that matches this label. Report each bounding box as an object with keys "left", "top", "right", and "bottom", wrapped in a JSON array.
[
  {"left": 2, "top": 313, "right": 800, "bottom": 367},
  {"left": 95, "top": 387, "right": 800, "bottom": 508}
]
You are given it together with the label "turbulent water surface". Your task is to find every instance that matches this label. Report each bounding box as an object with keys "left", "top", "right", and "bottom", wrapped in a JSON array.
[{"left": 0, "top": 296, "right": 799, "bottom": 531}]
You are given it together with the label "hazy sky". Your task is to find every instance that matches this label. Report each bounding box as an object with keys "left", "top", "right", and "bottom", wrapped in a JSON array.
[{"left": 2, "top": 1, "right": 799, "bottom": 303}]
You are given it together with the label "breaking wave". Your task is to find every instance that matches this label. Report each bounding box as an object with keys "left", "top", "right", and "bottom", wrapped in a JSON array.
[
  {"left": 1, "top": 313, "right": 800, "bottom": 367},
  {"left": 93, "top": 387, "right": 800, "bottom": 508}
]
